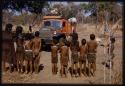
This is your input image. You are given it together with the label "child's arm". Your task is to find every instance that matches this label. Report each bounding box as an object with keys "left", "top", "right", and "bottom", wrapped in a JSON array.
[
  {"left": 51, "top": 46, "right": 53, "bottom": 57},
  {"left": 86, "top": 43, "right": 89, "bottom": 54},
  {"left": 67, "top": 48, "right": 69, "bottom": 62},
  {"left": 77, "top": 41, "right": 80, "bottom": 51},
  {"left": 39, "top": 39, "right": 41, "bottom": 51}
]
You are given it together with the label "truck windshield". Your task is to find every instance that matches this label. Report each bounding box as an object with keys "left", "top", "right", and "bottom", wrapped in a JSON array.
[{"left": 44, "top": 20, "right": 62, "bottom": 29}]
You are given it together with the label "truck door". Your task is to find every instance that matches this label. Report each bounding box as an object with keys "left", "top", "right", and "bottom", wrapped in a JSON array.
[
  {"left": 61, "top": 20, "right": 72, "bottom": 34},
  {"left": 62, "top": 21, "right": 66, "bottom": 33}
]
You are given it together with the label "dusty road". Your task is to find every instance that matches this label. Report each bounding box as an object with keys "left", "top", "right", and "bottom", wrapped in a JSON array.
[{"left": 2, "top": 23, "right": 123, "bottom": 84}]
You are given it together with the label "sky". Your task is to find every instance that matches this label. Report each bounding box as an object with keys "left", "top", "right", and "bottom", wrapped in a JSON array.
[
  {"left": 50, "top": 2, "right": 88, "bottom": 6},
  {"left": 9, "top": 2, "right": 122, "bottom": 16}
]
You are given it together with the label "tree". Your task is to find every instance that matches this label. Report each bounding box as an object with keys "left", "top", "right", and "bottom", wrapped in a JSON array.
[
  {"left": 2, "top": 0, "right": 48, "bottom": 28},
  {"left": 80, "top": 2, "right": 122, "bottom": 24}
]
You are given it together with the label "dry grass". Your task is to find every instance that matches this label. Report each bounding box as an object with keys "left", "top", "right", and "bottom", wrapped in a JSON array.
[{"left": 112, "top": 59, "right": 122, "bottom": 84}]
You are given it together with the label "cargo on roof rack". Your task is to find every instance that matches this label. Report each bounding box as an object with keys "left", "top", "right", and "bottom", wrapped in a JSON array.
[{"left": 43, "top": 16, "right": 62, "bottom": 19}]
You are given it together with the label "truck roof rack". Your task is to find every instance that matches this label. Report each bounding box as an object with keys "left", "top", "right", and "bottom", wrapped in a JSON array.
[{"left": 43, "top": 15, "right": 62, "bottom": 19}]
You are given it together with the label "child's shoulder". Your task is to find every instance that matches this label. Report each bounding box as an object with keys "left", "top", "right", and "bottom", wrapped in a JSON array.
[
  {"left": 52, "top": 45, "right": 58, "bottom": 48},
  {"left": 80, "top": 45, "right": 86, "bottom": 48},
  {"left": 80, "top": 45, "right": 83, "bottom": 47},
  {"left": 62, "top": 45, "right": 67, "bottom": 48}
]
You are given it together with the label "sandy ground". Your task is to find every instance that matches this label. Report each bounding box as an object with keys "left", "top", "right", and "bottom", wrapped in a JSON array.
[{"left": 1, "top": 23, "right": 123, "bottom": 84}]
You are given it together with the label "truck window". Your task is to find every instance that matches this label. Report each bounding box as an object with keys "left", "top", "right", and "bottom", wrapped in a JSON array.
[
  {"left": 44, "top": 21, "right": 51, "bottom": 26},
  {"left": 51, "top": 21, "right": 62, "bottom": 29}
]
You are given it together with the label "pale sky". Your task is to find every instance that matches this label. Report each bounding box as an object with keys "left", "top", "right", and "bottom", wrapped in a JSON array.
[
  {"left": 50, "top": 2, "right": 88, "bottom": 6},
  {"left": 6, "top": 2, "right": 122, "bottom": 16}
]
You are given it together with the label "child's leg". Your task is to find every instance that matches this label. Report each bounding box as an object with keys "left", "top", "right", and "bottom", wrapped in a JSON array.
[
  {"left": 64, "top": 66, "right": 68, "bottom": 77},
  {"left": 33, "top": 55, "right": 39, "bottom": 73},
  {"left": 13, "top": 61, "right": 17, "bottom": 72},
  {"left": 17, "top": 60, "right": 20, "bottom": 72},
  {"left": 25, "top": 60, "right": 28, "bottom": 73},
  {"left": 52, "top": 63, "right": 54, "bottom": 74},
  {"left": 36, "top": 59, "right": 39, "bottom": 73},
  {"left": 55, "top": 63, "right": 58, "bottom": 73},
  {"left": 93, "top": 62, "right": 96, "bottom": 75},
  {"left": 75, "top": 63, "right": 78, "bottom": 76},
  {"left": 33, "top": 59, "right": 36, "bottom": 73},
  {"left": 20, "top": 59, "right": 24, "bottom": 73},
  {"left": 90, "top": 62, "right": 95, "bottom": 76},
  {"left": 92, "top": 58, "right": 96, "bottom": 76},
  {"left": 83, "top": 61, "right": 86, "bottom": 75},
  {"left": 92, "top": 63, "right": 96, "bottom": 76},
  {"left": 53, "top": 64, "right": 56, "bottom": 74},
  {"left": 61, "top": 65, "right": 64, "bottom": 77},
  {"left": 79, "top": 62, "right": 82, "bottom": 76},
  {"left": 8, "top": 62, "right": 12, "bottom": 73},
  {"left": 88, "top": 62, "right": 91, "bottom": 76},
  {"left": 71, "top": 63, "right": 74, "bottom": 77},
  {"left": 16, "top": 54, "right": 19, "bottom": 72},
  {"left": 54, "top": 63, "right": 57, "bottom": 74},
  {"left": 29, "top": 60, "right": 33, "bottom": 73}
]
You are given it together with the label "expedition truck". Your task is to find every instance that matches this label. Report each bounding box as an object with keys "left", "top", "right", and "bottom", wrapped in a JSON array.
[{"left": 39, "top": 15, "right": 72, "bottom": 51}]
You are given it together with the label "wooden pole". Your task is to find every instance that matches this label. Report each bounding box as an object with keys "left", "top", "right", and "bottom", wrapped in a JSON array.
[
  {"left": 103, "top": 45, "right": 106, "bottom": 84},
  {"left": 95, "top": 2, "right": 98, "bottom": 36}
]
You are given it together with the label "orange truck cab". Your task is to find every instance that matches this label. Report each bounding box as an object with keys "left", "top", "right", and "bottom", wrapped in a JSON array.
[
  {"left": 42, "top": 16, "right": 72, "bottom": 34},
  {"left": 39, "top": 15, "right": 72, "bottom": 51}
]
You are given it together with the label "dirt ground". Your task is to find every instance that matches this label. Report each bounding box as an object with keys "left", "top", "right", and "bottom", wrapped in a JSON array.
[{"left": 1, "top": 23, "right": 123, "bottom": 84}]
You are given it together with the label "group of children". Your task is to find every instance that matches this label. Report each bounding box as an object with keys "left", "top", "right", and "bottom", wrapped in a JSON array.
[
  {"left": 51, "top": 33, "right": 98, "bottom": 77},
  {"left": 2, "top": 23, "right": 115, "bottom": 78},
  {"left": 15, "top": 26, "right": 41, "bottom": 74},
  {"left": 2, "top": 24, "right": 41, "bottom": 74}
]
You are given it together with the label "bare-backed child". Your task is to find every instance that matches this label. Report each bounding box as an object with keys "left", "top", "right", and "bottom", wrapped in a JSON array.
[
  {"left": 24, "top": 33, "right": 33, "bottom": 74},
  {"left": 51, "top": 39, "right": 58, "bottom": 75},
  {"left": 106, "top": 37, "right": 115, "bottom": 69},
  {"left": 70, "top": 39, "right": 79, "bottom": 77},
  {"left": 79, "top": 39, "right": 88, "bottom": 76},
  {"left": 15, "top": 26, "right": 25, "bottom": 73},
  {"left": 87, "top": 34, "right": 98, "bottom": 76},
  {"left": 2, "top": 24, "right": 14, "bottom": 72},
  {"left": 60, "top": 41, "right": 69, "bottom": 77},
  {"left": 32, "top": 31, "right": 41, "bottom": 74}
]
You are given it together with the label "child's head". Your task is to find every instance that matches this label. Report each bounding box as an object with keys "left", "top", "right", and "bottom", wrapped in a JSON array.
[
  {"left": 5, "top": 23, "right": 13, "bottom": 32},
  {"left": 81, "top": 39, "right": 86, "bottom": 45},
  {"left": 52, "top": 39, "right": 57, "bottom": 45},
  {"left": 90, "top": 34, "right": 95, "bottom": 40},
  {"left": 110, "top": 37, "right": 115, "bottom": 43},
  {"left": 61, "top": 41, "right": 65, "bottom": 46},
  {"left": 25, "top": 33, "right": 32, "bottom": 41},
  {"left": 16, "top": 26, "right": 23, "bottom": 34},
  {"left": 35, "top": 31, "right": 39, "bottom": 37},
  {"left": 29, "top": 26, "right": 32, "bottom": 32},
  {"left": 61, "top": 33, "right": 66, "bottom": 39}
]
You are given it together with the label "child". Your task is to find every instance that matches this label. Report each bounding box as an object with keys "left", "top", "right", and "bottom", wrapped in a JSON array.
[
  {"left": 2, "top": 24, "right": 14, "bottom": 72},
  {"left": 60, "top": 41, "right": 69, "bottom": 77},
  {"left": 24, "top": 33, "right": 33, "bottom": 74},
  {"left": 87, "top": 34, "right": 98, "bottom": 76},
  {"left": 106, "top": 37, "right": 115, "bottom": 69},
  {"left": 79, "top": 39, "right": 88, "bottom": 76},
  {"left": 70, "top": 39, "right": 79, "bottom": 77},
  {"left": 15, "top": 26, "right": 25, "bottom": 73},
  {"left": 32, "top": 31, "right": 41, "bottom": 74},
  {"left": 51, "top": 39, "right": 58, "bottom": 75}
]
